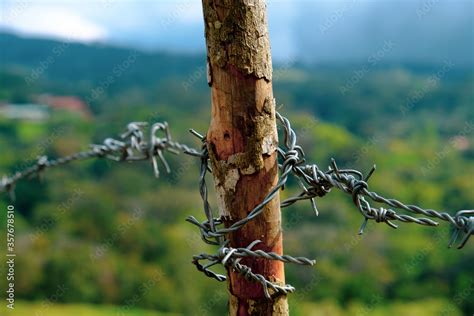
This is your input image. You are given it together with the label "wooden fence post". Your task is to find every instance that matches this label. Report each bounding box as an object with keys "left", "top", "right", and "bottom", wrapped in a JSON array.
[{"left": 202, "top": 0, "right": 288, "bottom": 314}]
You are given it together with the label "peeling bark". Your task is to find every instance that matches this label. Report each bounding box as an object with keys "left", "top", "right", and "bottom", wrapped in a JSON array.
[
  {"left": 203, "top": 0, "right": 272, "bottom": 81},
  {"left": 202, "top": 0, "right": 288, "bottom": 315}
]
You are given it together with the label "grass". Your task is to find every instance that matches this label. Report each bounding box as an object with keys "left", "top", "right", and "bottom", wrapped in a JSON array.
[
  {"left": 3, "top": 298, "right": 465, "bottom": 316},
  {"left": 3, "top": 301, "right": 181, "bottom": 316}
]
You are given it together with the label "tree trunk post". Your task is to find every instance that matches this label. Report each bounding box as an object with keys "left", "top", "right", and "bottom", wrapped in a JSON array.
[{"left": 202, "top": 0, "right": 288, "bottom": 315}]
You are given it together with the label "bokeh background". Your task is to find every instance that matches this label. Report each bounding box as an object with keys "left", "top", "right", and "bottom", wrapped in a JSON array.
[{"left": 0, "top": 0, "right": 473, "bottom": 315}]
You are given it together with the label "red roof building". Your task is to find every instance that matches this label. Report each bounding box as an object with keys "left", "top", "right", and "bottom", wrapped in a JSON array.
[{"left": 38, "top": 95, "right": 92, "bottom": 119}]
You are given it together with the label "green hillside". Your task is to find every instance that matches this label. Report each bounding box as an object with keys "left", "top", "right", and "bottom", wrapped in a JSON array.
[{"left": 0, "top": 33, "right": 472, "bottom": 315}]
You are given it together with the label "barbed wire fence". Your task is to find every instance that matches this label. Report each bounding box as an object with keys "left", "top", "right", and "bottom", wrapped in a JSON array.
[{"left": 1, "top": 112, "right": 473, "bottom": 299}]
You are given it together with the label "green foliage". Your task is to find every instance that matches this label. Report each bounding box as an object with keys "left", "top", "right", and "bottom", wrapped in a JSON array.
[
  {"left": 0, "top": 34, "right": 472, "bottom": 315},
  {"left": 11, "top": 301, "right": 178, "bottom": 316}
]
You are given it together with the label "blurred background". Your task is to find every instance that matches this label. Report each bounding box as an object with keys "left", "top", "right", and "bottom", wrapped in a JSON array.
[{"left": 0, "top": 0, "right": 473, "bottom": 315}]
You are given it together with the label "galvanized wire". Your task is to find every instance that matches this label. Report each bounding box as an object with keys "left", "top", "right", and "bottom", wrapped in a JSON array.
[
  {"left": 192, "top": 239, "right": 314, "bottom": 298},
  {"left": 186, "top": 112, "right": 472, "bottom": 299},
  {"left": 188, "top": 112, "right": 473, "bottom": 250},
  {"left": 185, "top": 128, "right": 316, "bottom": 298},
  {"left": 0, "top": 121, "right": 201, "bottom": 200},
  {"left": 1, "top": 111, "right": 472, "bottom": 299}
]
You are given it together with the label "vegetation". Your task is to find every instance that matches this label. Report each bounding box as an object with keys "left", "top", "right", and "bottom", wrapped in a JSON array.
[
  {"left": 13, "top": 301, "right": 178, "bottom": 316},
  {"left": 0, "top": 33, "right": 472, "bottom": 315}
]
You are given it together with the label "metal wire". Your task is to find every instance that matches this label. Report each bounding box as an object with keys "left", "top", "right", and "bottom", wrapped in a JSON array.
[
  {"left": 186, "top": 112, "right": 472, "bottom": 299},
  {"left": 0, "top": 121, "right": 201, "bottom": 200},
  {"left": 1, "top": 111, "right": 472, "bottom": 299}
]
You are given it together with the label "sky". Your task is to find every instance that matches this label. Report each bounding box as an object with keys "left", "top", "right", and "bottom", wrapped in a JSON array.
[{"left": 0, "top": 0, "right": 472, "bottom": 64}]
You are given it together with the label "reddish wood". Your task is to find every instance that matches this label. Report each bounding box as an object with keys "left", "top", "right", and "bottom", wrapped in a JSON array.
[{"left": 202, "top": 0, "right": 288, "bottom": 314}]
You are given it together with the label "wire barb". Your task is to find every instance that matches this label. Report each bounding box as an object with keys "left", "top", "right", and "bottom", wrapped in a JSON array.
[
  {"left": 0, "top": 120, "right": 201, "bottom": 199},
  {"left": 448, "top": 210, "right": 474, "bottom": 249},
  {"left": 192, "top": 240, "right": 315, "bottom": 299},
  {"left": 188, "top": 111, "right": 471, "bottom": 298},
  {"left": 1, "top": 111, "right": 472, "bottom": 300}
]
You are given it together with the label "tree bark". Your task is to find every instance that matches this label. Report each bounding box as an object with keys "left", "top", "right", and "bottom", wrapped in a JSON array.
[{"left": 202, "top": 0, "right": 288, "bottom": 315}]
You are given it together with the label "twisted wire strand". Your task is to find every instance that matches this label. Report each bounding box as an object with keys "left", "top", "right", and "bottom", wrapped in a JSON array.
[
  {"left": 196, "top": 112, "right": 303, "bottom": 239},
  {"left": 0, "top": 121, "right": 200, "bottom": 199},
  {"left": 189, "top": 109, "right": 472, "bottom": 290},
  {"left": 1, "top": 110, "right": 472, "bottom": 299},
  {"left": 276, "top": 112, "right": 473, "bottom": 249},
  {"left": 186, "top": 122, "right": 314, "bottom": 297},
  {"left": 191, "top": 240, "right": 314, "bottom": 298}
]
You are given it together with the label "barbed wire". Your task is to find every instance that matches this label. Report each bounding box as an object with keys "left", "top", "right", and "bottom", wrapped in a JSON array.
[
  {"left": 185, "top": 112, "right": 473, "bottom": 298},
  {"left": 185, "top": 129, "right": 315, "bottom": 298},
  {"left": 0, "top": 111, "right": 472, "bottom": 299},
  {"left": 272, "top": 111, "right": 473, "bottom": 249},
  {"left": 0, "top": 121, "right": 201, "bottom": 200}
]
